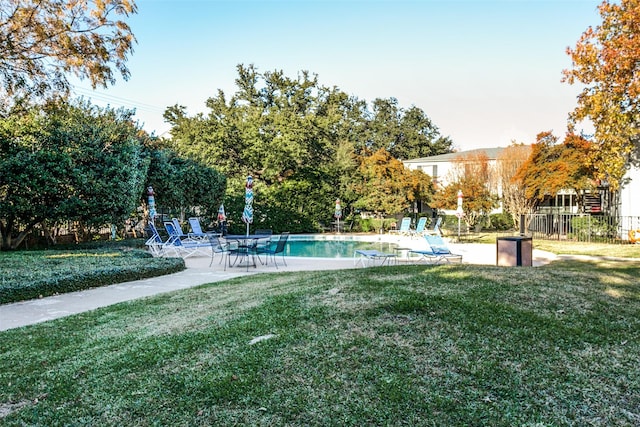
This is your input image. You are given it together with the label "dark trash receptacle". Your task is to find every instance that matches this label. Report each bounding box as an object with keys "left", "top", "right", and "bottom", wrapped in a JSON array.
[{"left": 496, "top": 236, "right": 532, "bottom": 267}]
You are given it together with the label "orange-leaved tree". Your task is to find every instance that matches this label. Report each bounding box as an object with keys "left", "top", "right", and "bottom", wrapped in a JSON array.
[
  {"left": 431, "top": 152, "right": 497, "bottom": 228},
  {"left": 0, "top": 0, "right": 137, "bottom": 98},
  {"left": 515, "top": 131, "right": 597, "bottom": 211},
  {"left": 563, "top": 0, "right": 640, "bottom": 189},
  {"left": 351, "top": 148, "right": 433, "bottom": 216}
]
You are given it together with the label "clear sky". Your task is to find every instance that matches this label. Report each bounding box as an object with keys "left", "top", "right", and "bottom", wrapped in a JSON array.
[{"left": 73, "top": 0, "right": 603, "bottom": 151}]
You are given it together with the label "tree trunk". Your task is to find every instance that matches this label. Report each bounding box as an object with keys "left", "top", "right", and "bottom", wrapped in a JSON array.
[{"left": 0, "top": 218, "right": 40, "bottom": 250}]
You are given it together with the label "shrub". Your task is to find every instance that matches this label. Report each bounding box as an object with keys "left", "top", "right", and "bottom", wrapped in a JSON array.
[
  {"left": 570, "top": 215, "right": 617, "bottom": 241},
  {"left": 0, "top": 248, "right": 185, "bottom": 304},
  {"left": 489, "top": 213, "right": 515, "bottom": 231}
]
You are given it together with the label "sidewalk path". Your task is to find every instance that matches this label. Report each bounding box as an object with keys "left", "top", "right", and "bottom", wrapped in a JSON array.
[{"left": 0, "top": 244, "right": 556, "bottom": 331}]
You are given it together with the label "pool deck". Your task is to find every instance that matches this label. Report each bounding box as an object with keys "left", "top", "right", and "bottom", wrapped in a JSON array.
[{"left": 0, "top": 237, "right": 558, "bottom": 331}]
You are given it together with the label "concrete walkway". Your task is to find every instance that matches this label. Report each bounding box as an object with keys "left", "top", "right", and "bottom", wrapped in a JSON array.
[{"left": 0, "top": 243, "right": 557, "bottom": 332}]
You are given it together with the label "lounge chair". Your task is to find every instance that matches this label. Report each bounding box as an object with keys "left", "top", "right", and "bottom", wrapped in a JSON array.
[
  {"left": 187, "top": 217, "right": 209, "bottom": 240},
  {"left": 409, "top": 234, "right": 462, "bottom": 264},
  {"left": 411, "top": 217, "right": 428, "bottom": 236},
  {"left": 424, "top": 217, "right": 443, "bottom": 236},
  {"left": 354, "top": 249, "right": 397, "bottom": 267},
  {"left": 171, "top": 218, "right": 189, "bottom": 238},
  {"left": 145, "top": 222, "right": 167, "bottom": 257},
  {"left": 163, "top": 221, "right": 210, "bottom": 258},
  {"left": 257, "top": 232, "right": 289, "bottom": 268},
  {"left": 390, "top": 217, "right": 411, "bottom": 235}
]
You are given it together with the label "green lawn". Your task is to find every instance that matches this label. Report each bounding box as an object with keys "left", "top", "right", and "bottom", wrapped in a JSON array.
[
  {"left": 1, "top": 259, "right": 639, "bottom": 425},
  {"left": 458, "top": 231, "right": 640, "bottom": 258},
  {"left": 533, "top": 239, "right": 640, "bottom": 258}
]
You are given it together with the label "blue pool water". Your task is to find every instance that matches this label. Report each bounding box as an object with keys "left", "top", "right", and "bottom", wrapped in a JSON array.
[{"left": 283, "top": 239, "right": 398, "bottom": 258}]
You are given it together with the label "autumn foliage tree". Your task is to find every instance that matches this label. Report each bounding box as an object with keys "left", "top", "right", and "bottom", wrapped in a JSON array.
[
  {"left": 351, "top": 148, "right": 433, "bottom": 216},
  {"left": 496, "top": 143, "right": 536, "bottom": 228},
  {"left": 0, "top": 0, "right": 137, "bottom": 98},
  {"left": 563, "top": 0, "right": 640, "bottom": 189},
  {"left": 432, "top": 152, "right": 497, "bottom": 228},
  {"left": 515, "top": 131, "right": 597, "bottom": 211}
]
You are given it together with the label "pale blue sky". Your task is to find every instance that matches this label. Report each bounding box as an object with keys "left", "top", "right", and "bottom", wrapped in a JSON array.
[{"left": 73, "top": 0, "right": 602, "bottom": 151}]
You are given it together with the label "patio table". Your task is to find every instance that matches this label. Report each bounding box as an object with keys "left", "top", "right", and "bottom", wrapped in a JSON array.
[{"left": 224, "top": 234, "right": 271, "bottom": 269}]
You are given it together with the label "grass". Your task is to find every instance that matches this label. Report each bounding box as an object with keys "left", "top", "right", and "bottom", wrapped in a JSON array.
[
  {"left": 452, "top": 231, "right": 640, "bottom": 258},
  {"left": 533, "top": 240, "right": 640, "bottom": 258},
  {"left": 1, "top": 259, "right": 639, "bottom": 425}
]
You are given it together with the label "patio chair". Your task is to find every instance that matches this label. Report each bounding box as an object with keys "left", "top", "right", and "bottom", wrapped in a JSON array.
[
  {"left": 208, "top": 234, "right": 230, "bottom": 268},
  {"left": 409, "top": 234, "right": 462, "bottom": 264},
  {"left": 354, "top": 249, "right": 397, "bottom": 267},
  {"left": 254, "top": 229, "right": 274, "bottom": 256},
  {"left": 257, "top": 232, "right": 289, "bottom": 268},
  {"left": 390, "top": 217, "right": 411, "bottom": 235},
  {"left": 187, "top": 217, "right": 209, "bottom": 240},
  {"left": 411, "top": 217, "right": 428, "bottom": 237}
]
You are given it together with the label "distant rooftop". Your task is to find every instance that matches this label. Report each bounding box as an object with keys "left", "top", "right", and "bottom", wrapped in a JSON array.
[{"left": 404, "top": 147, "right": 506, "bottom": 164}]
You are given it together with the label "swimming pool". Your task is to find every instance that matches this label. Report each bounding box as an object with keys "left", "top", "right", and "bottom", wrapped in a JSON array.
[{"left": 282, "top": 237, "right": 399, "bottom": 258}]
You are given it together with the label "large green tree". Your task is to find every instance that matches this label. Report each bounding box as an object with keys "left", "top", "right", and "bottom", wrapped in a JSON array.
[
  {"left": 145, "top": 147, "right": 226, "bottom": 224},
  {"left": 0, "top": 0, "right": 137, "bottom": 98},
  {"left": 563, "top": 0, "right": 640, "bottom": 188},
  {"left": 364, "top": 97, "right": 453, "bottom": 160},
  {"left": 165, "top": 64, "right": 450, "bottom": 231},
  {"left": 0, "top": 100, "right": 147, "bottom": 250}
]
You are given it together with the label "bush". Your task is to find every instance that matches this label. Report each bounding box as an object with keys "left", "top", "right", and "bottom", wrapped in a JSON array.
[
  {"left": 0, "top": 248, "right": 185, "bottom": 304},
  {"left": 355, "top": 218, "right": 396, "bottom": 233},
  {"left": 489, "top": 213, "right": 515, "bottom": 231},
  {"left": 441, "top": 215, "right": 461, "bottom": 230},
  {"left": 570, "top": 216, "right": 617, "bottom": 241}
]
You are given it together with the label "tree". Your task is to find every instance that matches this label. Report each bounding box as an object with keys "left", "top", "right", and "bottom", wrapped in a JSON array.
[
  {"left": 496, "top": 143, "right": 536, "bottom": 229},
  {"left": 514, "top": 131, "right": 597, "bottom": 211},
  {"left": 351, "top": 148, "right": 433, "bottom": 216},
  {"left": 165, "top": 64, "right": 450, "bottom": 231},
  {"left": 563, "top": 0, "right": 640, "bottom": 189},
  {"left": 145, "top": 148, "right": 226, "bottom": 223},
  {"left": 432, "top": 152, "right": 497, "bottom": 228},
  {"left": 0, "top": 0, "right": 137, "bottom": 98},
  {"left": 360, "top": 97, "right": 453, "bottom": 159},
  {"left": 0, "top": 99, "right": 147, "bottom": 250},
  {"left": 0, "top": 108, "right": 75, "bottom": 249}
]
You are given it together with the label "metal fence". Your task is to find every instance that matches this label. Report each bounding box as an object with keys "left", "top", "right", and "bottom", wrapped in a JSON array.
[{"left": 525, "top": 213, "right": 640, "bottom": 244}]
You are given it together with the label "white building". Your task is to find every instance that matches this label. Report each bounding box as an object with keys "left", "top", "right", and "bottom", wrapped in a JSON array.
[
  {"left": 403, "top": 147, "right": 640, "bottom": 223},
  {"left": 403, "top": 147, "right": 504, "bottom": 190}
]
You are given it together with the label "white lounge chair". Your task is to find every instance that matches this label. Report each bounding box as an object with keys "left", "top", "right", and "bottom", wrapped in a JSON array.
[
  {"left": 411, "top": 217, "right": 428, "bottom": 237},
  {"left": 389, "top": 217, "right": 411, "bottom": 235},
  {"left": 354, "top": 249, "right": 397, "bottom": 267},
  {"left": 409, "top": 234, "right": 462, "bottom": 264},
  {"left": 163, "top": 221, "right": 210, "bottom": 258}
]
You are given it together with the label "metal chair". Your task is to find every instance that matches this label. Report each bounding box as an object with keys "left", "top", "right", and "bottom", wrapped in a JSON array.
[{"left": 257, "top": 232, "right": 290, "bottom": 268}]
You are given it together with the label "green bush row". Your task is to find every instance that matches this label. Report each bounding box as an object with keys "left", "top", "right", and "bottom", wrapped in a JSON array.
[{"left": 0, "top": 249, "right": 185, "bottom": 305}]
